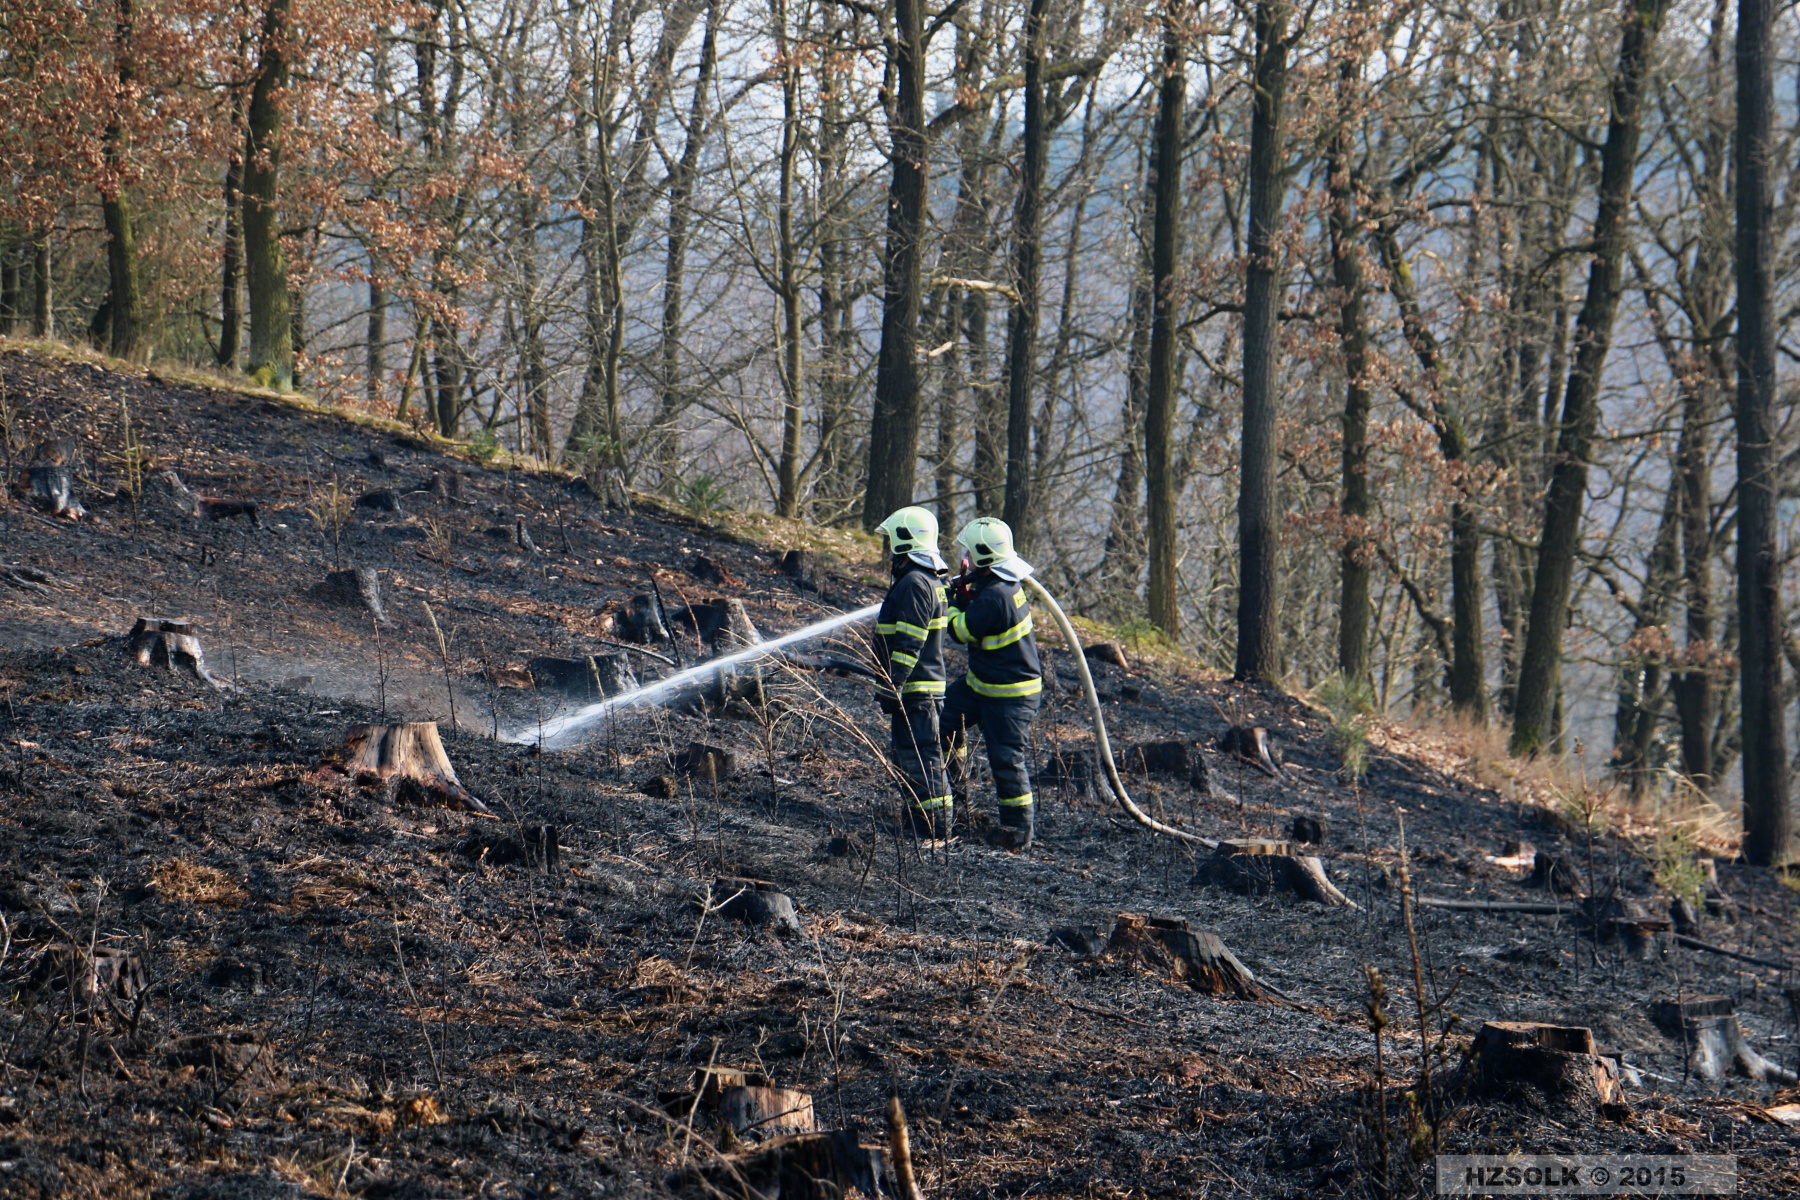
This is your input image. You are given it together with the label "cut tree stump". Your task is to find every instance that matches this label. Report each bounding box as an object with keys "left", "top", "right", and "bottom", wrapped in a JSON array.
[
  {"left": 165, "top": 1032, "right": 287, "bottom": 1093},
  {"left": 666, "top": 1130, "right": 890, "bottom": 1200},
  {"left": 417, "top": 470, "right": 469, "bottom": 503},
  {"left": 779, "top": 549, "right": 820, "bottom": 591},
  {"left": 716, "top": 597, "right": 763, "bottom": 648},
  {"left": 1191, "top": 839, "right": 1357, "bottom": 908},
  {"left": 355, "top": 487, "right": 404, "bottom": 513},
  {"left": 129, "top": 617, "right": 230, "bottom": 689},
  {"left": 336, "top": 723, "right": 491, "bottom": 813},
  {"left": 26, "top": 437, "right": 84, "bottom": 519},
  {"left": 679, "top": 742, "right": 738, "bottom": 781},
  {"left": 1650, "top": 995, "right": 1797, "bottom": 1084},
  {"left": 527, "top": 653, "right": 638, "bottom": 701},
  {"left": 1107, "top": 913, "right": 1273, "bottom": 1001},
  {"left": 1288, "top": 814, "right": 1328, "bottom": 845},
  {"left": 720, "top": 1086, "right": 817, "bottom": 1138},
  {"left": 310, "top": 567, "right": 387, "bottom": 624},
  {"left": 617, "top": 594, "right": 673, "bottom": 643},
  {"left": 1084, "top": 642, "right": 1129, "bottom": 670},
  {"left": 1118, "top": 741, "right": 1190, "bottom": 775},
  {"left": 1528, "top": 854, "right": 1583, "bottom": 896},
  {"left": 27, "top": 943, "right": 146, "bottom": 1013},
  {"left": 1583, "top": 896, "right": 1669, "bottom": 960},
  {"left": 716, "top": 877, "right": 802, "bottom": 936},
  {"left": 1467, "top": 1021, "right": 1622, "bottom": 1107},
  {"left": 139, "top": 470, "right": 259, "bottom": 524},
  {"left": 1219, "top": 725, "right": 1284, "bottom": 778}
]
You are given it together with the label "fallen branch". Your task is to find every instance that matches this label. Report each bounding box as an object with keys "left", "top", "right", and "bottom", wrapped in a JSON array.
[
  {"left": 1415, "top": 896, "right": 1566, "bottom": 914},
  {"left": 1675, "top": 933, "right": 1792, "bottom": 973}
]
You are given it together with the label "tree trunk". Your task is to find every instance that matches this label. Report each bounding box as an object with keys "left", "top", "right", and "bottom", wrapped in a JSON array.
[
  {"left": 1510, "top": 0, "right": 1670, "bottom": 755},
  {"left": 774, "top": 0, "right": 804, "bottom": 518},
  {"left": 31, "top": 230, "right": 51, "bottom": 338},
  {"left": 1000, "top": 0, "right": 1048, "bottom": 543},
  {"left": 1327, "top": 62, "right": 1371, "bottom": 685},
  {"left": 1236, "top": 0, "right": 1291, "bottom": 678},
  {"left": 861, "top": 0, "right": 927, "bottom": 530},
  {"left": 1143, "top": 13, "right": 1186, "bottom": 639},
  {"left": 243, "top": 0, "right": 294, "bottom": 391},
  {"left": 218, "top": 140, "right": 243, "bottom": 368},
  {"left": 1, "top": 241, "right": 18, "bottom": 334},
  {"left": 367, "top": 281, "right": 386, "bottom": 405},
  {"left": 100, "top": 0, "right": 140, "bottom": 361},
  {"left": 1733, "top": 0, "right": 1791, "bottom": 864}
]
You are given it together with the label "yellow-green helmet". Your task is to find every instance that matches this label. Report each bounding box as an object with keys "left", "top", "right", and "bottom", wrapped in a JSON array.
[
  {"left": 955, "top": 517, "right": 1015, "bottom": 568},
  {"left": 876, "top": 506, "right": 940, "bottom": 559}
]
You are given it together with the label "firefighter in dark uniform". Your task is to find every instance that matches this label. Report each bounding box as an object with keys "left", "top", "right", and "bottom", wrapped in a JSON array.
[
  {"left": 873, "top": 506, "right": 954, "bottom": 839},
  {"left": 942, "top": 517, "right": 1042, "bottom": 851}
]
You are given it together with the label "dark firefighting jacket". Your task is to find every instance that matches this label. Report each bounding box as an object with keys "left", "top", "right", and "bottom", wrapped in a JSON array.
[
  {"left": 876, "top": 561, "right": 948, "bottom": 698},
  {"left": 948, "top": 573, "right": 1042, "bottom": 699}
]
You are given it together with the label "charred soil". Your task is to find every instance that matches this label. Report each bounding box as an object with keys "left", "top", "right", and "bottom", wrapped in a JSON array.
[{"left": 1, "top": 348, "right": 1798, "bottom": 1198}]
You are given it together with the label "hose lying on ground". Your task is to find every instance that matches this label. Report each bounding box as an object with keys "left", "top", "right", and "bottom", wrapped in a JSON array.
[{"left": 1023, "top": 576, "right": 1216, "bottom": 848}]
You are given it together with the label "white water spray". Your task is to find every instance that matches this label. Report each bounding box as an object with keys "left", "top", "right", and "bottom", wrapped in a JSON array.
[{"left": 506, "top": 603, "right": 881, "bottom": 748}]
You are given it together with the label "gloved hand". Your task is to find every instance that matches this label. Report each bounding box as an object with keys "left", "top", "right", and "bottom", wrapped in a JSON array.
[
  {"left": 948, "top": 572, "right": 974, "bottom": 610},
  {"left": 877, "top": 690, "right": 903, "bottom": 717}
]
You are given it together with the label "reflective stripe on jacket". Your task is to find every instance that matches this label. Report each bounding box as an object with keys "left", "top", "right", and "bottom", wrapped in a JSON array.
[
  {"left": 876, "top": 561, "right": 948, "bottom": 695},
  {"left": 948, "top": 574, "right": 1042, "bottom": 698}
]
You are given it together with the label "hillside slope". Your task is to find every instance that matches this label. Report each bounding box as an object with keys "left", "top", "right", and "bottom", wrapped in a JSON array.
[{"left": 2, "top": 345, "right": 1797, "bottom": 1198}]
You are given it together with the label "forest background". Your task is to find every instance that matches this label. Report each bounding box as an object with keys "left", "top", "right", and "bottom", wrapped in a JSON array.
[{"left": 2, "top": 0, "right": 1797, "bottom": 855}]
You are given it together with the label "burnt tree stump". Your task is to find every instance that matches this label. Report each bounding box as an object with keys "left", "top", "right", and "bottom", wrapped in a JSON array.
[
  {"left": 680, "top": 742, "right": 737, "bottom": 781},
  {"left": 26, "top": 437, "right": 84, "bottom": 519},
  {"left": 779, "top": 548, "right": 820, "bottom": 591},
  {"left": 528, "top": 653, "right": 638, "bottom": 701},
  {"left": 143, "top": 470, "right": 253, "bottom": 524},
  {"left": 129, "top": 617, "right": 230, "bottom": 689},
  {"left": 1107, "top": 913, "right": 1272, "bottom": 1001},
  {"left": 310, "top": 567, "right": 387, "bottom": 624},
  {"left": 336, "top": 722, "right": 491, "bottom": 813},
  {"left": 1118, "top": 741, "right": 1191, "bottom": 776},
  {"left": 1288, "top": 814, "right": 1329, "bottom": 845},
  {"left": 1219, "top": 725, "right": 1284, "bottom": 778},
  {"left": 1192, "top": 839, "right": 1356, "bottom": 908},
  {"left": 356, "top": 487, "right": 405, "bottom": 513},
  {"left": 716, "top": 877, "right": 802, "bottom": 936},
  {"left": 1527, "top": 854, "right": 1583, "bottom": 896},
  {"left": 1467, "top": 1021, "right": 1622, "bottom": 1107},
  {"left": 720, "top": 1086, "right": 817, "bottom": 1138},
  {"left": 27, "top": 943, "right": 146, "bottom": 1014},
  {"left": 666, "top": 1130, "right": 890, "bottom": 1200},
  {"left": 1084, "top": 642, "right": 1129, "bottom": 670},
  {"left": 1650, "top": 994, "right": 1797, "bottom": 1084}
]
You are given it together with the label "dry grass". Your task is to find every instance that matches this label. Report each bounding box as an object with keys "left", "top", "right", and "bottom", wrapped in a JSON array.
[
  {"left": 1367, "top": 712, "right": 1741, "bottom": 855},
  {"left": 150, "top": 857, "right": 247, "bottom": 907}
]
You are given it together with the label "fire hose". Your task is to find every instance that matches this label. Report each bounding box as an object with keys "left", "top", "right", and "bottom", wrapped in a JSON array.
[{"left": 1022, "top": 577, "right": 1213, "bottom": 846}]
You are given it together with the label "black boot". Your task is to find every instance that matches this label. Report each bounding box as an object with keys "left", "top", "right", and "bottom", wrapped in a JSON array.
[
  {"left": 907, "top": 803, "right": 953, "bottom": 841},
  {"left": 996, "top": 803, "right": 1034, "bottom": 851}
]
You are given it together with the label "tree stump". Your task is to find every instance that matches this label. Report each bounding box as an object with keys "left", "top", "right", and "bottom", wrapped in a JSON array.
[
  {"left": 1118, "top": 741, "right": 1190, "bottom": 775},
  {"left": 716, "top": 877, "right": 801, "bottom": 936},
  {"left": 1084, "top": 642, "right": 1129, "bottom": 670},
  {"left": 716, "top": 597, "right": 762, "bottom": 648},
  {"left": 356, "top": 487, "right": 404, "bottom": 513},
  {"left": 141, "top": 470, "right": 258, "bottom": 524},
  {"left": 1191, "top": 839, "right": 1356, "bottom": 907},
  {"left": 27, "top": 943, "right": 145, "bottom": 1014},
  {"left": 1219, "top": 725, "right": 1284, "bottom": 778},
  {"left": 1527, "top": 854, "right": 1583, "bottom": 896},
  {"left": 1107, "top": 913, "right": 1271, "bottom": 1001},
  {"left": 1467, "top": 1021, "right": 1622, "bottom": 1106},
  {"left": 528, "top": 653, "right": 638, "bottom": 701},
  {"left": 1583, "top": 896, "right": 1668, "bottom": 960},
  {"left": 666, "top": 1130, "right": 890, "bottom": 1200},
  {"left": 310, "top": 567, "right": 386, "bottom": 624},
  {"left": 417, "top": 470, "right": 468, "bottom": 503},
  {"left": 1650, "top": 995, "right": 1796, "bottom": 1084},
  {"left": 336, "top": 722, "right": 491, "bottom": 813},
  {"left": 25, "top": 437, "right": 84, "bottom": 519},
  {"left": 129, "top": 617, "right": 230, "bottom": 689},
  {"left": 779, "top": 549, "right": 820, "bottom": 591},
  {"left": 1288, "top": 814, "right": 1329, "bottom": 845},
  {"left": 680, "top": 742, "right": 737, "bottom": 781},
  {"left": 616, "top": 594, "right": 672, "bottom": 643},
  {"left": 720, "top": 1086, "right": 816, "bottom": 1138}
]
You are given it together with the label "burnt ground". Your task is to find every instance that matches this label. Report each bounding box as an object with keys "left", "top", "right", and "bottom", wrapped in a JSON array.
[{"left": 1, "top": 344, "right": 1798, "bottom": 1199}]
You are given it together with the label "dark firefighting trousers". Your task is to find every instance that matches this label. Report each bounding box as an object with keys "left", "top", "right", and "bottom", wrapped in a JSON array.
[
  {"left": 940, "top": 677, "right": 1039, "bottom": 834},
  {"left": 891, "top": 698, "right": 952, "bottom": 824}
]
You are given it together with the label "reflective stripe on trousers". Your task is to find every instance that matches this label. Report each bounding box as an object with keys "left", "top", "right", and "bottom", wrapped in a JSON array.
[{"left": 940, "top": 676, "right": 1039, "bottom": 809}]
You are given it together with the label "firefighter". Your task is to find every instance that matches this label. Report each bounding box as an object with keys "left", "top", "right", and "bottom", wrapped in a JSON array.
[
  {"left": 872, "top": 506, "right": 954, "bottom": 839},
  {"left": 942, "top": 517, "right": 1042, "bottom": 851}
]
